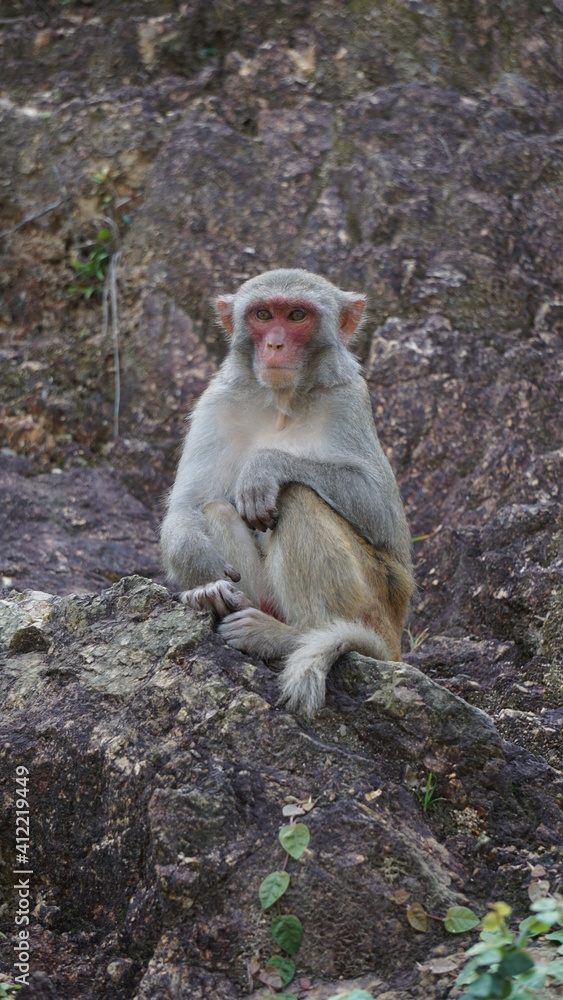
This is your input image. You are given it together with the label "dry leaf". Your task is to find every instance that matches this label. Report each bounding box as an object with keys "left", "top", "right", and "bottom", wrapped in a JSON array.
[
  {"left": 390, "top": 889, "right": 410, "bottom": 905},
  {"left": 282, "top": 804, "right": 305, "bottom": 817},
  {"left": 288, "top": 45, "right": 316, "bottom": 77},
  {"left": 259, "top": 967, "right": 283, "bottom": 990},
  {"left": 407, "top": 902, "right": 428, "bottom": 932},
  {"left": 528, "top": 880, "right": 550, "bottom": 902},
  {"left": 428, "top": 957, "right": 460, "bottom": 974}
]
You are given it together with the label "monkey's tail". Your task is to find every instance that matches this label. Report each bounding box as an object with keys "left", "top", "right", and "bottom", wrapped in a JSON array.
[{"left": 279, "top": 620, "right": 392, "bottom": 718}]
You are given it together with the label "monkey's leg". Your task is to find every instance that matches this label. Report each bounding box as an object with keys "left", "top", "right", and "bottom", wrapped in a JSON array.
[
  {"left": 181, "top": 501, "right": 267, "bottom": 616},
  {"left": 219, "top": 483, "right": 412, "bottom": 651},
  {"left": 267, "top": 484, "right": 413, "bottom": 714},
  {"left": 266, "top": 484, "right": 412, "bottom": 652}
]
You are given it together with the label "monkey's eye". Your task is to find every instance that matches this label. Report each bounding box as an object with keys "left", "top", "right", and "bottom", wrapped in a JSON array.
[
  {"left": 255, "top": 308, "right": 272, "bottom": 321},
  {"left": 288, "top": 308, "right": 307, "bottom": 321}
]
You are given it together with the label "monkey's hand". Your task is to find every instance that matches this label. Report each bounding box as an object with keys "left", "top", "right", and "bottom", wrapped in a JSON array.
[
  {"left": 180, "top": 580, "right": 253, "bottom": 619},
  {"left": 235, "top": 456, "right": 279, "bottom": 532}
]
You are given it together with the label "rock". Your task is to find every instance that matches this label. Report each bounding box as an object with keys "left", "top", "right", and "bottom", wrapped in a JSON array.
[
  {"left": 0, "top": 578, "right": 561, "bottom": 997},
  {"left": 0, "top": 465, "right": 162, "bottom": 595},
  {"left": 1, "top": 2, "right": 562, "bottom": 996}
]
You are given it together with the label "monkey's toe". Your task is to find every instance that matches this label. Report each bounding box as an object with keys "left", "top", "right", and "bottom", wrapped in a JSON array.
[{"left": 218, "top": 607, "right": 271, "bottom": 653}]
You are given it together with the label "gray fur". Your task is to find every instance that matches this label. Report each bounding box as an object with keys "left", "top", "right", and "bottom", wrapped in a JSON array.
[
  {"left": 161, "top": 269, "right": 411, "bottom": 587},
  {"left": 279, "top": 620, "right": 391, "bottom": 716},
  {"left": 160, "top": 268, "right": 412, "bottom": 714}
]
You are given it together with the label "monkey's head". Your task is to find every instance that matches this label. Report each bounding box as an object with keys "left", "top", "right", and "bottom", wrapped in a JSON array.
[{"left": 216, "top": 268, "right": 366, "bottom": 390}]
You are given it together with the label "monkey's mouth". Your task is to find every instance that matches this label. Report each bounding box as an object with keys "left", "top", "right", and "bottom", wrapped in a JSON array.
[{"left": 257, "top": 365, "right": 299, "bottom": 386}]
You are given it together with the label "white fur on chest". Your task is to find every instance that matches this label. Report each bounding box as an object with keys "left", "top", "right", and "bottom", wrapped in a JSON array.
[
  {"left": 183, "top": 389, "right": 334, "bottom": 509},
  {"left": 220, "top": 402, "right": 328, "bottom": 459}
]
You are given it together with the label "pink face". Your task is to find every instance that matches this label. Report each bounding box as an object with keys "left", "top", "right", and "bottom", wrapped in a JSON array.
[{"left": 245, "top": 296, "right": 319, "bottom": 387}]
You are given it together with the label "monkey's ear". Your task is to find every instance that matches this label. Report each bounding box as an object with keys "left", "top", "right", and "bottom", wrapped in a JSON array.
[
  {"left": 216, "top": 295, "right": 235, "bottom": 336},
  {"left": 339, "top": 296, "right": 366, "bottom": 343}
]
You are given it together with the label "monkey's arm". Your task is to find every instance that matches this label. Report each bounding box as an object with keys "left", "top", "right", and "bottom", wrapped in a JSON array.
[
  {"left": 160, "top": 506, "right": 241, "bottom": 589},
  {"left": 235, "top": 448, "right": 408, "bottom": 558},
  {"left": 160, "top": 381, "right": 249, "bottom": 589}
]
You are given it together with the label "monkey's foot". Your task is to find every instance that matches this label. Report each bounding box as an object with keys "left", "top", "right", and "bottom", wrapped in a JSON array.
[
  {"left": 218, "top": 608, "right": 300, "bottom": 659},
  {"left": 180, "top": 580, "right": 253, "bottom": 619}
]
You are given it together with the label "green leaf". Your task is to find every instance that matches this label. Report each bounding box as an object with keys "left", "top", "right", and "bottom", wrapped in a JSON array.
[
  {"left": 516, "top": 966, "right": 547, "bottom": 989},
  {"left": 515, "top": 914, "right": 551, "bottom": 943},
  {"left": 474, "top": 947, "right": 503, "bottom": 966},
  {"left": 530, "top": 897, "right": 558, "bottom": 913},
  {"left": 445, "top": 906, "right": 481, "bottom": 933},
  {"left": 464, "top": 972, "right": 496, "bottom": 997},
  {"left": 456, "top": 956, "right": 481, "bottom": 986},
  {"left": 497, "top": 950, "right": 534, "bottom": 978},
  {"left": 279, "top": 823, "right": 310, "bottom": 859},
  {"left": 543, "top": 958, "right": 563, "bottom": 981},
  {"left": 257, "top": 995, "right": 298, "bottom": 1000},
  {"left": 503, "top": 988, "right": 537, "bottom": 1000},
  {"left": 265, "top": 954, "right": 295, "bottom": 987},
  {"left": 328, "top": 992, "right": 377, "bottom": 1000},
  {"left": 256, "top": 995, "right": 298, "bottom": 1000},
  {"left": 259, "top": 871, "right": 290, "bottom": 910},
  {"left": 271, "top": 914, "right": 303, "bottom": 955},
  {"left": 545, "top": 929, "right": 563, "bottom": 953},
  {"left": 478, "top": 928, "right": 512, "bottom": 945},
  {"left": 466, "top": 941, "right": 503, "bottom": 959},
  {"left": 97, "top": 228, "right": 111, "bottom": 241}
]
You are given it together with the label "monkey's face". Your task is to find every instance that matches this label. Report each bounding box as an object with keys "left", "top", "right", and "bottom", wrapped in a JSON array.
[{"left": 245, "top": 297, "right": 319, "bottom": 388}]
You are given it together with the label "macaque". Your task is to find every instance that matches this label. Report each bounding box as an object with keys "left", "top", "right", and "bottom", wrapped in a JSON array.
[{"left": 160, "top": 268, "right": 413, "bottom": 716}]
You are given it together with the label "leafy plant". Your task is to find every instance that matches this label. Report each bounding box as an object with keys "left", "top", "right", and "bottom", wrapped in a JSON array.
[
  {"left": 415, "top": 771, "right": 446, "bottom": 812},
  {"left": 68, "top": 165, "right": 130, "bottom": 300},
  {"left": 456, "top": 898, "right": 563, "bottom": 999},
  {"left": 405, "top": 625, "right": 429, "bottom": 652},
  {"left": 327, "top": 992, "right": 377, "bottom": 1000},
  {"left": 0, "top": 983, "right": 21, "bottom": 998},
  {"left": 68, "top": 227, "right": 112, "bottom": 299},
  {"left": 92, "top": 167, "right": 116, "bottom": 210},
  {"left": 253, "top": 798, "right": 313, "bottom": 998},
  {"left": 90, "top": 167, "right": 130, "bottom": 222}
]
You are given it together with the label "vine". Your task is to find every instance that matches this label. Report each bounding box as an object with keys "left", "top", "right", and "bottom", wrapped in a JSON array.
[{"left": 252, "top": 797, "right": 313, "bottom": 999}]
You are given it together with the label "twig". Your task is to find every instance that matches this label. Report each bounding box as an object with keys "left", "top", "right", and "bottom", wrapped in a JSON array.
[
  {"left": 0, "top": 197, "right": 67, "bottom": 238},
  {"left": 102, "top": 250, "right": 122, "bottom": 441},
  {"left": 411, "top": 523, "right": 442, "bottom": 544}
]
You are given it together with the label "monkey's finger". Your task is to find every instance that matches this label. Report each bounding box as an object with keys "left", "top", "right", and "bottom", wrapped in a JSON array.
[
  {"left": 239, "top": 489, "right": 277, "bottom": 531},
  {"left": 224, "top": 563, "right": 241, "bottom": 583},
  {"left": 253, "top": 487, "right": 278, "bottom": 526},
  {"left": 209, "top": 580, "right": 245, "bottom": 617},
  {"left": 254, "top": 502, "right": 278, "bottom": 530},
  {"left": 224, "top": 590, "right": 254, "bottom": 612},
  {"left": 237, "top": 495, "right": 267, "bottom": 532}
]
